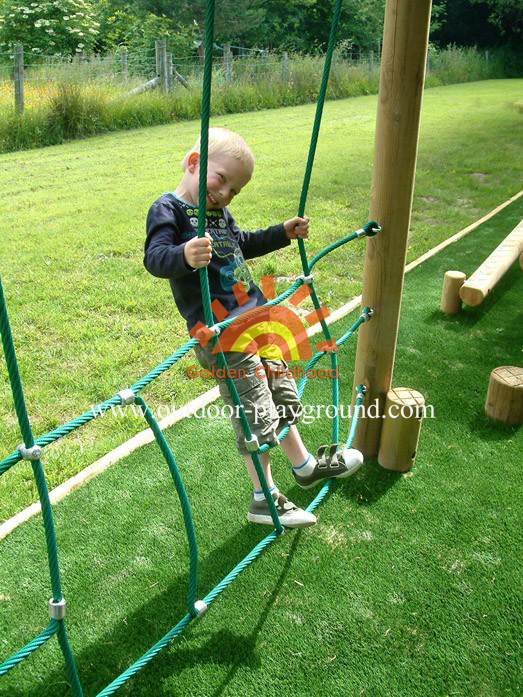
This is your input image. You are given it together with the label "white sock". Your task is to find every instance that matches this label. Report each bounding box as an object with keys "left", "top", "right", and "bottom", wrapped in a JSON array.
[
  {"left": 253, "top": 486, "right": 278, "bottom": 502},
  {"left": 292, "top": 453, "right": 316, "bottom": 477}
]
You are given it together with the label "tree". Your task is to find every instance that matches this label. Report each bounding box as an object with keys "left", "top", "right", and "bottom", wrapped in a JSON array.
[
  {"left": 0, "top": 0, "right": 99, "bottom": 55},
  {"left": 469, "top": 0, "right": 523, "bottom": 38},
  {"left": 92, "top": 1, "right": 197, "bottom": 57}
]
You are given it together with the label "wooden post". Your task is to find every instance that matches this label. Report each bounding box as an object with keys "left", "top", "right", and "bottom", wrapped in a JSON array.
[
  {"left": 158, "top": 40, "right": 168, "bottom": 94},
  {"left": 224, "top": 43, "right": 232, "bottom": 85},
  {"left": 440, "top": 270, "right": 467, "bottom": 314},
  {"left": 459, "top": 219, "right": 523, "bottom": 306},
  {"left": 166, "top": 52, "right": 174, "bottom": 93},
  {"left": 121, "top": 49, "right": 128, "bottom": 80},
  {"left": 485, "top": 367, "right": 523, "bottom": 425},
  {"left": 352, "top": 0, "right": 432, "bottom": 458},
  {"left": 14, "top": 44, "right": 24, "bottom": 114},
  {"left": 282, "top": 51, "right": 289, "bottom": 82},
  {"left": 378, "top": 388, "right": 425, "bottom": 471},
  {"left": 196, "top": 41, "right": 204, "bottom": 67},
  {"left": 155, "top": 39, "right": 161, "bottom": 76},
  {"left": 520, "top": 251, "right": 523, "bottom": 269}
]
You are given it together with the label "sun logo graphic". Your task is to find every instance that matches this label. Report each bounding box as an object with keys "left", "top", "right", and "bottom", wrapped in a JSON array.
[{"left": 189, "top": 275, "right": 337, "bottom": 360}]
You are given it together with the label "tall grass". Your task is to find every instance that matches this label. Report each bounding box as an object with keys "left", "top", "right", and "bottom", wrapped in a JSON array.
[{"left": 0, "top": 46, "right": 514, "bottom": 153}]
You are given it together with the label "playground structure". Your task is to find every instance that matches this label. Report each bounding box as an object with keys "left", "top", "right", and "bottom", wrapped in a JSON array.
[
  {"left": 0, "top": 0, "right": 433, "bottom": 694},
  {"left": 440, "top": 218, "right": 523, "bottom": 313}
]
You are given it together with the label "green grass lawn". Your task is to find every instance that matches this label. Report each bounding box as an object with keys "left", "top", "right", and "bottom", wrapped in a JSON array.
[
  {"left": 0, "top": 193, "right": 521, "bottom": 696},
  {"left": 0, "top": 79, "right": 522, "bottom": 523}
]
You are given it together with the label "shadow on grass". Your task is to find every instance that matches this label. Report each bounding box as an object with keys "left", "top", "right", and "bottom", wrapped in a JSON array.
[
  {"left": 469, "top": 410, "right": 521, "bottom": 441},
  {"left": 331, "top": 461, "right": 403, "bottom": 506},
  {"left": 10, "top": 520, "right": 302, "bottom": 696},
  {"left": 146, "top": 533, "right": 303, "bottom": 697}
]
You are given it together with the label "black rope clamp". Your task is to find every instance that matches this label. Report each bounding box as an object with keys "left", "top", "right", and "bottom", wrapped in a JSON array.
[
  {"left": 244, "top": 434, "right": 260, "bottom": 452},
  {"left": 193, "top": 599, "right": 208, "bottom": 617},
  {"left": 360, "top": 307, "right": 374, "bottom": 322},
  {"left": 18, "top": 444, "right": 42, "bottom": 461},
  {"left": 48, "top": 597, "right": 66, "bottom": 620},
  {"left": 118, "top": 389, "right": 136, "bottom": 406}
]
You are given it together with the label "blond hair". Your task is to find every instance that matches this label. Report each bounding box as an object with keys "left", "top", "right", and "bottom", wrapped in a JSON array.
[{"left": 181, "top": 127, "right": 254, "bottom": 175}]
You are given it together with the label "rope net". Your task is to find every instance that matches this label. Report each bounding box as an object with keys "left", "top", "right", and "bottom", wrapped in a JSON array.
[{"left": 0, "top": 0, "right": 380, "bottom": 691}]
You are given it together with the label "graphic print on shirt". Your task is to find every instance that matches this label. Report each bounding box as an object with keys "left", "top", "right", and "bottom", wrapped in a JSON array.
[{"left": 185, "top": 206, "right": 252, "bottom": 292}]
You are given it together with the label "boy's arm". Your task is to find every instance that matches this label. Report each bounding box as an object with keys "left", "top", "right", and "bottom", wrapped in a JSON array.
[
  {"left": 144, "top": 200, "right": 194, "bottom": 279},
  {"left": 224, "top": 208, "right": 291, "bottom": 260}
]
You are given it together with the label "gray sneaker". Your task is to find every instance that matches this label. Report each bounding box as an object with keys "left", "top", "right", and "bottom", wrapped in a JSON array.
[
  {"left": 247, "top": 491, "right": 316, "bottom": 528},
  {"left": 292, "top": 446, "right": 364, "bottom": 489}
]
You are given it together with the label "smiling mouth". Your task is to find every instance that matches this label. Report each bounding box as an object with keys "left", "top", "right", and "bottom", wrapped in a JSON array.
[{"left": 207, "top": 191, "right": 219, "bottom": 206}]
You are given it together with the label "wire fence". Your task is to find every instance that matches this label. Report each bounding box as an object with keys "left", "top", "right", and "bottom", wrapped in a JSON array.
[{"left": 0, "top": 42, "right": 384, "bottom": 112}]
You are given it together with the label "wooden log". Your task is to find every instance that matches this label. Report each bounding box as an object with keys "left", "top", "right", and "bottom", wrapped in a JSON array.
[
  {"left": 378, "top": 388, "right": 425, "bottom": 472},
  {"left": 441, "top": 270, "right": 467, "bottom": 314},
  {"left": 125, "top": 76, "right": 161, "bottom": 97},
  {"left": 352, "top": 0, "right": 432, "bottom": 457},
  {"left": 520, "top": 251, "right": 523, "bottom": 269},
  {"left": 460, "top": 219, "right": 523, "bottom": 306},
  {"left": 485, "top": 366, "right": 523, "bottom": 425}
]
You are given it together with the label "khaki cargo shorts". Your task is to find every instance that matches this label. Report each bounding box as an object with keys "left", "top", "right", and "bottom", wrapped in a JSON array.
[{"left": 194, "top": 344, "right": 302, "bottom": 456}]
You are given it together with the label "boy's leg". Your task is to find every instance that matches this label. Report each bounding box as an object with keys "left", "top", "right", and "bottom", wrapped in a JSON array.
[
  {"left": 243, "top": 451, "right": 274, "bottom": 490},
  {"left": 278, "top": 424, "right": 308, "bottom": 468},
  {"left": 193, "top": 345, "right": 315, "bottom": 528}
]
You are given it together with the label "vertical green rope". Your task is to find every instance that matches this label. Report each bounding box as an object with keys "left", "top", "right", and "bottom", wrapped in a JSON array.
[
  {"left": 135, "top": 396, "right": 200, "bottom": 616},
  {"left": 0, "top": 277, "right": 83, "bottom": 695},
  {"left": 296, "top": 0, "right": 344, "bottom": 273}
]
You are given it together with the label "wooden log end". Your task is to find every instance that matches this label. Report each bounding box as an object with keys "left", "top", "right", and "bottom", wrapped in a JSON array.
[
  {"left": 485, "top": 366, "right": 523, "bottom": 424},
  {"left": 459, "top": 283, "right": 485, "bottom": 307}
]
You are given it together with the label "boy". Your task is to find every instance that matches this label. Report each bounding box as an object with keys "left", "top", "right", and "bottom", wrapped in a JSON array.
[{"left": 144, "top": 128, "right": 351, "bottom": 528}]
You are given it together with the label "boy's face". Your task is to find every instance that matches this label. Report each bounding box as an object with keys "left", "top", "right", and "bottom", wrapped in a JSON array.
[{"left": 187, "top": 152, "right": 252, "bottom": 210}]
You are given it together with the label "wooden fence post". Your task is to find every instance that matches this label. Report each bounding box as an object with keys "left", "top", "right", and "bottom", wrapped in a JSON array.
[
  {"left": 155, "top": 39, "right": 168, "bottom": 94},
  {"left": 14, "top": 44, "right": 24, "bottom": 114},
  {"left": 166, "top": 52, "right": 174, "bottom": 92},
  {"left": 282, "top": 51, "right": 289, "bottom": 82},
  {"left": 224, "top": 42, "right": 232, "bottom": 84},
  {"left": 121, "top": 49, "right": 128, "bottom": 80}
]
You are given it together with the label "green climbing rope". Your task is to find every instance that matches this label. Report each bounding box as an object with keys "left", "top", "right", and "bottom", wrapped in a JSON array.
[{"left": 0, "top": 0, "right": 382, "bottom": 690}]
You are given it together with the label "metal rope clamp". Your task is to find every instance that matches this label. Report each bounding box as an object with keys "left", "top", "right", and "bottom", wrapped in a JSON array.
[
  {"left": 193, "top": 599, "right": 208, "bottom": 617},
  {"left": 360, "top": 308, "right": 374, "bottom": 322},
  {"left": 244, "top": 434, "right": 260, "bottom": 452},
  {"left": 356, "top": 385, "right": 367, "bottom": 400},
  {"left": 18, "top": 444, "right": 43, "bottom": 461},
  {"left": 297, "top": 273, "right": 314, "bottom": 285},
  {"left": 209, "top": 324, "right": 221, "bottom": 336},
  {"left": 48, "top": 597, "right": 66, "bottom": 620},
  {"left": 118, "top": 388, "right": 136, "bottom": 405}
]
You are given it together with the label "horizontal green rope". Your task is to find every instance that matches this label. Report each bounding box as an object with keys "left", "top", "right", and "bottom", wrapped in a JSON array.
[
  {"left": 308, "top": 231, "right": 358, "bottom": 271},
  {"left": 0, "top": 620, "right": 58, "bottom": 676}
]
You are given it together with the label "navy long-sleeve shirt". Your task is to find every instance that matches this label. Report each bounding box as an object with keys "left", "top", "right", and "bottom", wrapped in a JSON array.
[{"left": 144, "top": 193, "right": 290, "bottom": 332}]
